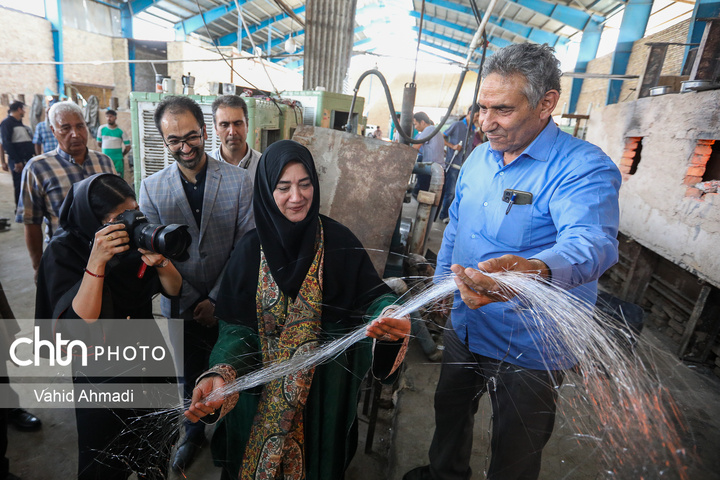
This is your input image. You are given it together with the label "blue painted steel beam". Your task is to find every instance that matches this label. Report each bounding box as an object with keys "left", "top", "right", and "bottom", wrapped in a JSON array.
[
  {"left": 127, "top": 0, "right": 160, "bottom": 15},
  {"left": 503, "top": 0, "right": 604, "bottom": 31},
  {"left": 606, "top": 0, "right": 652, "bottom": 105},
  {"left": 217, "top": 6, "right": 306, "bottom": 47},
  {"left": 175, "top": 2, "right": 247, "bottom": 40},
  {"left": 120, "top": 4, "right": 136, "bottom": 91},
  {"left": 419, "top": 39, "right": 492, "bottom": 64},
  {"left": 44, "top": 0, "right": 64, "bottom": 97},
  {"left": 568, "top": 19, "right": 603, "bottom": 113},
  {"left": 412, "top": 25, "right": 506, "bottom": 52},
  {"left": 424, "top": 0, "right": 588, "bottom": 40},
  {"left": 410, "top": 10, "right": 565, "bottom": 49},
  {"left": 684, "top": 0, "right": 720, "bottom": 70}
]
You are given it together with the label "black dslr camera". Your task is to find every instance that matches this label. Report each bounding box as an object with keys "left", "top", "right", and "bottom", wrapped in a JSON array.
[{"left": 111, "top": 210, "right": 192, "bottom": 261}]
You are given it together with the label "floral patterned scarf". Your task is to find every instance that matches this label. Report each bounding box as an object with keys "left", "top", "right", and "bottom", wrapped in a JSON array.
[{"left": 240, "top": 222, "right": 324, "bottom": 480}]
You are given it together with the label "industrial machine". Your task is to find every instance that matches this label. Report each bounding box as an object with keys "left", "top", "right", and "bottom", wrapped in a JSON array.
[
  {"left": 129, "top": 91, "right": 302, "bottom": 191},
  {"left": 282, "top": 90, "right": 365, "bottom": 135}
]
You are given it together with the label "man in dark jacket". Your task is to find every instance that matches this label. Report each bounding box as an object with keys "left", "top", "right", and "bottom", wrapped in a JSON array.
[{"left": 0, "top": 102, "right": 35, "bottom": 206}]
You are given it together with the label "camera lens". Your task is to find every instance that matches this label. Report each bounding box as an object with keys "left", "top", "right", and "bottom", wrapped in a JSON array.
[
  {"left": 133, "top": 223, "right": 191, "bottom": 261},
  {"left": 154, "top": 225, "right": 192, "bottom": 261}
]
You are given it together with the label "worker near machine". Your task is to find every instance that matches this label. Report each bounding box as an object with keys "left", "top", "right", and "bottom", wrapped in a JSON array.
[
  {"left": 438, "top": 105, "right": 478, "bottom": 223},
  {"left": 96, "top": 109, "right": 131, "bottom": 179},
  {"left": 138, "top": 95, "right": 255, "bottom": 474},
  {"left": 16, "top": 101, "right": 116, "bottom": 281},
  {"left": 183, "top": 139, "right": 410, "bottom": 480},
  {"left": 210, "top": 95, "right": 261, "bottom": 183},
  {"left": 403, "top": 43, "right": 621, "bottom": 480},
  {"left": 412, "top": 111, "right": 444, "bottom": 196},
  {"left": 1, "top": 101, "right": 34, "bottom": 207}
]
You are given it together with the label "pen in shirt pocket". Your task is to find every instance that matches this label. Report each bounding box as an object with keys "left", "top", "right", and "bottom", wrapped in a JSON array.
[{"left": 502, "top": 189, "right": 533, "bottom": 215}]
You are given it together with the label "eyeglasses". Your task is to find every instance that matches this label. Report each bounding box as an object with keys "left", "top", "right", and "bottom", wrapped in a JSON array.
[{"left": 164, "top": 133, "right": 203, "bottom": 151}]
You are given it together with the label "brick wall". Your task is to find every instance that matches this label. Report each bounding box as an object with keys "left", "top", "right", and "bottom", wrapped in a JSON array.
[
  {"left": 573, "top": 54, "right": 613, "bottom": 115},
  {"left": 557, "top": 19, "right": 692, "bottom": 115},
  {"left": 0, "top": 7, "right": 56, "bottom": 103},
  {"left": 618, "top": 19, "right": 691, "bottom": 102}
]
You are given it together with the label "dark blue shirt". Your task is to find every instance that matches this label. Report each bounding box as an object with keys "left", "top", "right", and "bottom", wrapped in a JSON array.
[{"left": 180, "top": 158, "right": 208, "bottom": 228}]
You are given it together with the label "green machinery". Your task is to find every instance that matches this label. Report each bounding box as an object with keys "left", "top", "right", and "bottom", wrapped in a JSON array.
[{"left": 129, "top": 90, "right": 364, "bottom": 192}]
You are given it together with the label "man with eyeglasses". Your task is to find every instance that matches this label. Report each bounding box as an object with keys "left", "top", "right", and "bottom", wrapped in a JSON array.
[
  {"left": 209, "top": 95, "right": 261, "bottom": 184},
  {"left": 138, "top": 95, "right": 255, "bottom": 474},
  {"left": 16, "top": 101, "right": 116, "bottom": 281}
]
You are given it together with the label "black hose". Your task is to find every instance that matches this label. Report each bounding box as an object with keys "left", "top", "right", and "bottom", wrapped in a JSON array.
[
  {"left": 460, "top": 32, "right": 488, "bottom": 164},
  {"left": 345, "top": 68, "right": 468, "bottom": 145}
]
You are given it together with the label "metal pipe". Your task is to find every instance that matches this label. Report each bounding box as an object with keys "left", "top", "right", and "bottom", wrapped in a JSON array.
[
  {"left": 400, "top": 83, "right": 417, "bottom": 145},
  {"left": 409, "top": 162, "right": 444, "bottom": 255},
  {"left": 465, "top": 0, "right": 499, "bottom": 68}
]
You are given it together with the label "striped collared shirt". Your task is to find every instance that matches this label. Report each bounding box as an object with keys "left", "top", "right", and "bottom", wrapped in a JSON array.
[
  {"left": 16, "top": 147, "right": 117, "bottom": 238},
  {"left": 32, "top": 121, "right": 59, "bottom": 153}
]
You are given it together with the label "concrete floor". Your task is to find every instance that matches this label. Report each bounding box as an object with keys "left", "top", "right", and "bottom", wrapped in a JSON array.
[{"left": 2, "top": 170, "right": 720, "bottom": 479}]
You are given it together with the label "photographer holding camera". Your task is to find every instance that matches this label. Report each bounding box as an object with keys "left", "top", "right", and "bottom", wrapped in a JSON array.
[{"left": 35, "top": 173, "right": 183, "bottom": 479}]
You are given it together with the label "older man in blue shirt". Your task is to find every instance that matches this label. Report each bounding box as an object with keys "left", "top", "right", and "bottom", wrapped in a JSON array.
[{"left": 404, "top": 43, "right": 621, "bottom": 480}]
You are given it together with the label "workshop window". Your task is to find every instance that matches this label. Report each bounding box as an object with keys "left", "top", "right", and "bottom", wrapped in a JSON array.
[
  {"left": 619, "top": 137, "right": 643, "bottom": 180},
  {"left": 684, "top": 139, "right": 719, "bottom": 199}
]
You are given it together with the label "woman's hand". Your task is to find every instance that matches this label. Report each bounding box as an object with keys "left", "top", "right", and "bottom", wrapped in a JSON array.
[
  {"left": 366, "top": 307, "right": 411, "bottom": 342},
  {"left": 87, "top": 223, "right": 130, "bottom": 273},
  {"left": 139, "top": 248, "right": 182, "bottom": 296},
  {"left": 184, "top": 375, "right": 227, "bottom": 423},
  {"left": 138, "top": 248, "right": 168, "bottom": 268}
]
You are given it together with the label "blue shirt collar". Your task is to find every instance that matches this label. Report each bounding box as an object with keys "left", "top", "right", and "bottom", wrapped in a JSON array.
[{"left": 488, "top": 120, "right": 559, "bottom": 165}]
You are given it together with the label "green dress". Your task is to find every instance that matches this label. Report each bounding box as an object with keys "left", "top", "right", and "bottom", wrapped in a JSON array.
[{"left": 207, "top": 216, "right": 402, "bottom": 480}]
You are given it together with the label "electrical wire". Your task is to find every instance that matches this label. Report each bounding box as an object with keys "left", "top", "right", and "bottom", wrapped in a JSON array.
[{"left": 193, "top": 0, "right": 264, "bottom": 92}]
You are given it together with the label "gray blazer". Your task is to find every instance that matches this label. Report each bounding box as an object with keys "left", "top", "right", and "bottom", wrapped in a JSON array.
[{"left": 138, "top": 155, "right": 255, "bottom": 318}]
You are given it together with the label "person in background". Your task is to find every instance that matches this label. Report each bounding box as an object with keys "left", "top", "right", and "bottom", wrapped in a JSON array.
[
  {"left": 96, "top": 109, "right": 131, "bottom": 178},
  {"left": 0, "top": 102, "right": 34, "bottom": 207},
  {"left": 210, "top": 95, "right": 261, "bottom": 184},
  {"left": 404, "top": 43, "right": 621, "bottom": 480},
  {"left": 184, "top": 140, "right": 410, "bottom": 480},
  {"left": 438, "top": 105, "right": 479, "bottom": 223},
  {"left": 138, "top": 95, "right": 255, "bottom": 474},
  {"left": 412, "top": 112, "right": 444, "bottom": 196},
  {"left": 373, "top": 127, "right": 383, "bottom": 139},
  {"left": 16, "top": 101, "right": 116, "bottom": 282},
  {"left": 32, "top": 103, "right": 59, "bottom": 156},
  {"left": 35, "top": 173, "right": 181, "bottom": 480}
]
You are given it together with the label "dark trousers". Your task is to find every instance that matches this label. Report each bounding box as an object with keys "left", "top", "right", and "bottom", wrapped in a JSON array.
[
  {"left": 438, "top": 166, "right": 459, "bottom": 220},
  {"left": 9, "top": 168, "right": 21, "bottom": 208},
  {"left": 179, "top": 317, "right": 218, "bottom": 443},
  {"left": 428, "top": 326, "right": 564, "bottom": 480}
]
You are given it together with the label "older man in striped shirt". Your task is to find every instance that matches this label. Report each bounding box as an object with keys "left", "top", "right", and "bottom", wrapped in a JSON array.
[{"left": 16, "top": 101, "right": 116, "bottom": 280}]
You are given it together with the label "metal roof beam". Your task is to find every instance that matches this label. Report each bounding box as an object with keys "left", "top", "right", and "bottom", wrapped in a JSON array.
[
  {"left": 410, "top": 10, "right": 556, "bottom": 48},
  {"left": 502, "top": 0, "right": 605, "bottom": 32},
  {"left": 423, "top": 0, "right": 576, "bottom": 43},
  {"left": 606, "top": 0, "right": 652, "bottom": 105},
  {"left": 127, "top": 0, "right": 161, "bottom": 16},
  {"left": 419, "top": 39, "right": 490, "bottom": 64},
  {"left": 412, "top": 25, "right": 507, "bottom": 51},
  {"left": 217, "top": 6, "right": 306, "bottom": 47},
  {"left": 568, "top": 19, "right": 603, "bottom": 113},
  {"left": 684, "top": 0, "right": 720, "bottom": 69},
  {"left": 174, "top": 1, "right": 249, "bottom": 40}
]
